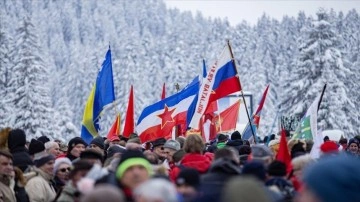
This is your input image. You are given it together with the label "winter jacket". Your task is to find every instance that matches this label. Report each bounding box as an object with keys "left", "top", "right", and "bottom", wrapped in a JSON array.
[
  {"left": 0, "top": 174, "right": 16, "bottom": 202},
  {"left": 14, "top": 180, "right": 29, "bottom": 202},
  {"left": 25, "top": 168, "right": 56, "bottom": 202},
  {"left": 169, "top": 152, "right": 213, "bottom": 181},
  {"left": 56, "top": 183, "right": 78, "bottom": 202},
  {"left": 226, "top": 139, "right": 244, "bottom": 153},
  {"left": 197, "top": 158, "right": 241, "bottom": 202}
]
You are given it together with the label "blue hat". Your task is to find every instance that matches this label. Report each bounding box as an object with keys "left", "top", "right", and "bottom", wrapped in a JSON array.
[{"left": 303, "top": 154, "right": 360, "bottom": 202}]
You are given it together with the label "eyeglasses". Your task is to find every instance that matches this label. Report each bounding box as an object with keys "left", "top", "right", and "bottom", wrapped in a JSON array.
[{"left": 59, "top": 167, "right": 71, "bottom": 173}]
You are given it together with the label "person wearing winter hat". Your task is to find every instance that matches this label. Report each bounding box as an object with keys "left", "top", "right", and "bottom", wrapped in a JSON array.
[
  {"left": 297, "top": 153, "right": 360, "bottom": 202},
  {"left": 176, "top": 168, "right": 200, "bottom": 201},
  {"left": 57, "top": 160, "right": 93, "bottom": 202},
  {"left": 37, "top": 135, "right": 50, "bottom": 144},
  {"left": 66, "top": 137, "right": 87, "bottom": 161},
  {"left": 89, "top": 136, "right": 105, "bottom": 155},
  {"left": 7, "top": 129, "right": 34, "bottom": 172},
  {"left": 216, "top": 134, "right": 228, "bottom": 149},
  {"left": 25, "top": 151, "right": 56, "bottom": 202},
  {"left": 28, "top": 138, "right": 45, "bottom": 158},
  {"left": 265, "top": 160, "right": 296, "bottom": 201},
  {"left": 163, "top": 140, "right": 180, "bottom": 164},
  {"left": 151, "top": 138, "right": 167, "bottom": 162},
  {"left": 80, "top": 148, "right": 104, "bottom": 166},
  {"left": 114, "top": 150, "right": 152, "bottom": 201},
  {"left": 231, "top": 131, "right": 242, "bottom": 140},
  {"left": 346, "top": 138, "right": 359, "bottom": 155},
  {"left": 320, "top": 141, "right": 338, "bottom": 155},
  {"left": 45, "top": 141, "right": 61, "bottom": 157},
  {"left": 53, "top": 157, "right": 72, "bottom": 193}
]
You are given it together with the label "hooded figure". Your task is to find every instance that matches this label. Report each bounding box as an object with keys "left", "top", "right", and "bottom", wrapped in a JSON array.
[{"left": 7, "top": 129, "right": 33, "bottom": 172}]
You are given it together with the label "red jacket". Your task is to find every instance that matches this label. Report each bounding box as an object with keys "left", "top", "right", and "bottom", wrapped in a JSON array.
[{"left": 169, "top": 152, "right": 213, "bottom": 181}]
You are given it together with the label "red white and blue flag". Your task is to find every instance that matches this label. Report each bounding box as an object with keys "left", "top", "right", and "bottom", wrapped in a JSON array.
[
  {"left": 188, "top": 44, "right": 241, "bottom": 129},
  {"left": 242, "top": 84, "right": 270, "bottom": 141},
  {"left": 136, "top": 78, "right": 199, "bottom": 143}
]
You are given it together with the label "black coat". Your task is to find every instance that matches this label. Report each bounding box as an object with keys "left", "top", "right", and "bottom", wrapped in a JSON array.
[{"left": 196, "top": 158, "right": 241, "bottom": 202}]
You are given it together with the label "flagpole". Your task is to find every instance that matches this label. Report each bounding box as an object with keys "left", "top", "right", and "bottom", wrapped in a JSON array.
[
  {"left": 317, "top": 84, "right": 327, "bottom": 112},
  {"left": 227, "top": 39, "right": 257, "bottom": 143},
  {"left": 174, "top": 83, "right": 180, "bottom": 138}
]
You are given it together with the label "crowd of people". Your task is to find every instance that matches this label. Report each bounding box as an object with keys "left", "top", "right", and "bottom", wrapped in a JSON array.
[{"left": 0, "top": 127, "right": 359, "bottom": 202}]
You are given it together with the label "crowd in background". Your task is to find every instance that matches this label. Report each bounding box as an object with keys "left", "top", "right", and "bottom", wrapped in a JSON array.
[{"left": 0, "top": 127, "right": 359, "bottom": 202}]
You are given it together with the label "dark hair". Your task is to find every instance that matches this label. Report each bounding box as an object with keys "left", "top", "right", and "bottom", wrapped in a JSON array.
[
  {"left": 214, "top": 148, "right": 234, "bottom": 160},
  {"left": 0, "top": 150, "right": 13, "bottom": 160},
  {"left": 69, "top": 160, "right": 93, "bottom": 179}
]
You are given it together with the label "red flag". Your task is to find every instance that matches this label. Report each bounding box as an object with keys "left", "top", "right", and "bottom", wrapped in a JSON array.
[
  {"left": 123, "top": 85, "right": 134, "bottom": 138},
  {"left": 161, "top": 83, "right": 166, "bottom": 100},
  {"left": 276, "top": 129, "right": 292, "bottom": 174},
  {"left": 213, "top": 100, "right": 241, "bottom": 132},
  {"left": 107, "top": 113, "right": 120, "bottom": 140}
]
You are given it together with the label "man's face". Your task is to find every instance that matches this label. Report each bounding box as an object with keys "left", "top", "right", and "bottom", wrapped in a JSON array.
[
  {"left": 164, "top": 148, "right": 176, "bottom": 162},
  {"left": 121, "top": 165, "right": 149, "bottom": 190},
  {"left": 153, "top": 146, "right": 166, "bottom": 159},
  {"left": 89, "top": 144, "right": 104, "bottom": 154},
  {"left": 40, "top": 160, "right": 55, "bottom": 176},
  {"left": 109, "top": 140, "right": 120, "bottom": 146},
  {"left": 0, "top": 155, "right": 13, "bottom": 176},
  {"left": 71, "top": 144, "right": 86, "bottom": 157}
]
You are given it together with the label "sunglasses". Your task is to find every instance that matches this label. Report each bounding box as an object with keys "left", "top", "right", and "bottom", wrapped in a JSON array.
[{"left": 59, "top": 167, "right": 71, "bottom": 173}]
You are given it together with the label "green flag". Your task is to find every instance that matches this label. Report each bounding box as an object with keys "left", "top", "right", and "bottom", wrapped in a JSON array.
[{"left": 292, "top": 95, "right": 320, "bottom": 140}]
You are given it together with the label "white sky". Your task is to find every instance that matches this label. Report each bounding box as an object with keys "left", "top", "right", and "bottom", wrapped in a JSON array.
[{"left": 164, "top": 0, "right": 360, "bottom": 25}]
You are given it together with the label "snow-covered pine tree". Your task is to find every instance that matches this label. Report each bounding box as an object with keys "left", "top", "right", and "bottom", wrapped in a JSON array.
[
  {"left": 9, "top": 16, "right": 56, "bottom": 139},
  {"left": 0, "top": 29, "right": 15, "bottom": 128},
  {"left": 281, "top": 9, "right": 356, "bottom": 137}
]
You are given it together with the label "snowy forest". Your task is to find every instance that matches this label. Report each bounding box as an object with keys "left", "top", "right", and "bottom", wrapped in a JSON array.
[{"left": 0, "top": 0, "right": 359, "bottom": 141}]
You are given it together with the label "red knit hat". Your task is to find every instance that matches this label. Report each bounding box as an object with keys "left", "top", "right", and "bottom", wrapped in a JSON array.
[{"left": 320, "top": 141, "right": 338, "bottom": 153}]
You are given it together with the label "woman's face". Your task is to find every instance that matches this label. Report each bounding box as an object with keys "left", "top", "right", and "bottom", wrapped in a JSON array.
[
  {"left": 56, "top": 163, "right": 71, "bottom": 182},
  {"left": 49, "top": 144, "right": 61, "bottom": 157},
  {"left": 348, "top": 143, "right": 359, "bottom": 154}
]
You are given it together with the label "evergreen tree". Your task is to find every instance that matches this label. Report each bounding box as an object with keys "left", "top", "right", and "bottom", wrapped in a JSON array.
[
  {"left": 281, "top": 9, "right": 356, "bottom": 136},
  {"left": 9, "top": 16, "right": 56, "bottom": 139}
]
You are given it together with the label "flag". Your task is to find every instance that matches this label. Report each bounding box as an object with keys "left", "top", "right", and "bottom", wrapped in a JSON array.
[
  {"left": 137, "top": 78, "right": 199, "bottom": 143},
  {"left": 123, "top": 85, "right": 135, "bottom": 138},
  {"left": 161, "top": 83, "right": 166, "bottom": 100},
  {"left": 292, "top": 95, "right": 320, "bottom": 140},
  {"left": 242, "top": 84, "right": 270, "bottom": 141},
  {"left": 213, "top": 100, "right": 241, "bottom": 132},
  {"left": 81, "top": 48, "right": 115, "bottom": 144},
  {"left": 188, "top": 44, "right": 241, "bottom": 129},
  {"left": 276, "top": 129, "right": 292, "bottom": 174},
  {"left": 310, "top": 129, "right": 323, "bottom": 159},
  {"left": 107, "top": 113, "right": 121, "bottom": 140}
]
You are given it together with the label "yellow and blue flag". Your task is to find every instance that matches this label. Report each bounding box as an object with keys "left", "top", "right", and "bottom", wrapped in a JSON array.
[{"left": 81, "top": 48, "right": 115, "bottom": 143}]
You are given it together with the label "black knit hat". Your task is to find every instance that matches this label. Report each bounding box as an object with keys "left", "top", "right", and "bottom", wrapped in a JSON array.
[
  {"left": 107, "top": 145, "right": 126, "bottom": 158},
  {"left": 268, "top": 160, "right": 287, "bottom": 177},
  {"left": 231, "top": 131, "right": 242, "bottom": 140},
  {"left": 29, "top": 139, "right": 45, "bottom": 155},
  {"left": 34, "top": 152, "right": 55, "bottom": 167},
  {"left": 217, "top": 134, "right": 228, "bottom": 142},
  {"left": 176, "top": 168, "right": 200, "bottom": 189},
  {"left": 37, "top": 136, "right": 50, "bottom": 144},
  {"left": 68, "top": 137, "right": 87, "bottom": 153},
  {"left": 8, "top": 129, "right": 26, "bottom": 152},
  {"left": 90, "top": 136, "right": 105, "bottom": 150},
  {"left": 151, "top": 138, "right": 166, "bottom": 148}
]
